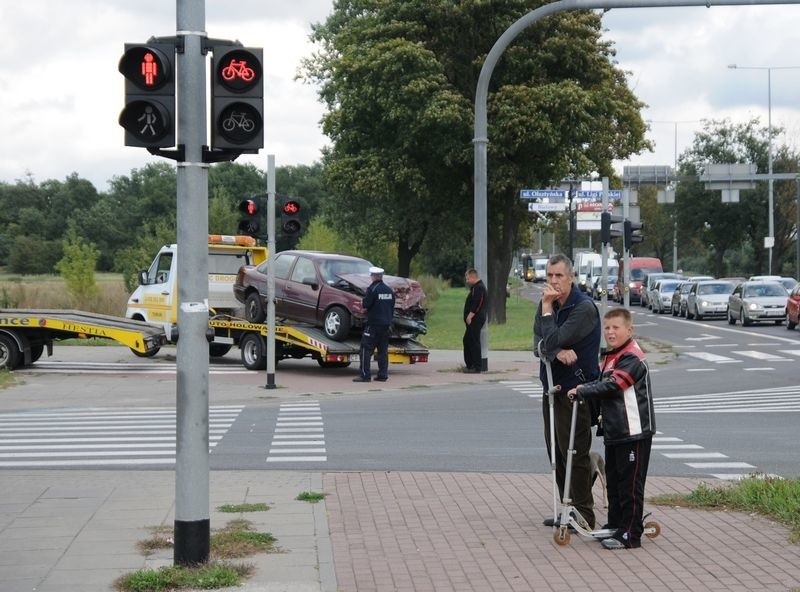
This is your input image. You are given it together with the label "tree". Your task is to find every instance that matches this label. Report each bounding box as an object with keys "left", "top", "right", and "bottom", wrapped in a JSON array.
[
  {"left": 303, "top": 0, "right": 648, "bottom": 322},
  {"left": 55, "top": 229, "right": 100, "bottom": 306}
]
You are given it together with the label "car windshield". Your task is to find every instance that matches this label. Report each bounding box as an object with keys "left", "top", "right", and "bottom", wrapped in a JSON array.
[
  {"left": 744, "top": 284, "right": 787, "bottom": 298},
  {"left": 318, "top": 259, "right": 372, "bottom": 283},
  {"left": 780, "top": 278, "right": 798, "bottom": 291},
  {"left": 631, "top": 267, "right": 660, "bottom": 281},
  {"left": 697, "top": 282, "right": 734, "bottom": 295},
  {"left": 659, "top": 281, "right": 680, "bottom": 292}
]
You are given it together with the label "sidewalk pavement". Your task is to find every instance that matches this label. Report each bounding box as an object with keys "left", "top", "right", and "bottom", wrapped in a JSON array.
[
  {"left": 2, "top": 348, "right": 799, "bottom": 591},
  {"left": 1, "top": 470, "right": 799, "bottom": 592}
]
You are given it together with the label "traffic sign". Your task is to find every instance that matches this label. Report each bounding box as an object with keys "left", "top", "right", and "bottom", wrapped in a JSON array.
[
  {"left": 527, "top": 202, "right": 567, "bottom": 212},
  {"left": 520, "top": 189, "right": 566, "bottom": 200}
]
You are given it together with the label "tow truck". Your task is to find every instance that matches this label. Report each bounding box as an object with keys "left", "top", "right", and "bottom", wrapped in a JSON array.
[
  {"left": 0, "top": 309, "right": 166, "bottom": 371},
  {"left": 209, "top": 315, "right": 429, "bottom": 370}
]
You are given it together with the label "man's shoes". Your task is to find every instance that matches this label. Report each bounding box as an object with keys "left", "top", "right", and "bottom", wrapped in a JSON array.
[
  {"left": 375, "top": 376, "right": 388, "bottom": 382},
  {"left": 462, "top": 368, "right": 480, "bottom": 374},
  {"left": 601, "top": 536, "right": 640, "bottom": 550},
  {"left": 352, "top": 377, "right": 371, "bottom": 383}
]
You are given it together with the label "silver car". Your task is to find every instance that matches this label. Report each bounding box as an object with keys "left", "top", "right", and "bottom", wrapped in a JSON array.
[
  {"left": 671, "top": 281, "right": 694, "bottom": 317},
  {"left": 727, "top": 281, "right": 789, "bottom": 326},
  {"left": 686, "top": 281, "right": 735, "bottom": 320},
  {"left": 650, "top": 279, "right": 682, "bottom": 314}
]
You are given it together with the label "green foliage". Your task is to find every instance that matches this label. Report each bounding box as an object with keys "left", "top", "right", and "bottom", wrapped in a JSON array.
[
  {"left": 55, "top": 229, "right": 100, "bottom": 305},
  {"left": 8, "top": 236, "right": 60, "bottom": 274},
  {"left": 216, "top": 503, "right": 270, "bottom": 513},
  {"left": 295, "top": 491, "right": 327, "bottom": 503},
  {"left": 651, "top": 475, "right": 800, "bottom": 543},
  {"left": 115, "top": 220, "right": 176, "bottom": 293}
]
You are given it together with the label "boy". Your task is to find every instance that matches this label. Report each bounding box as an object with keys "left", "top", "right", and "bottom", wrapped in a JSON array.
[{"left": 567, "top": 308, "right": 656, "bottom": 550}]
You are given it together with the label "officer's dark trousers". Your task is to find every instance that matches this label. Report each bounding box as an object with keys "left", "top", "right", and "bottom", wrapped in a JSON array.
[
  {"left": 462, "top": 317, "right": 484, "bottom": 371},
  {"left": 358, "top": 324, "right": 389, "bottom": 379}
]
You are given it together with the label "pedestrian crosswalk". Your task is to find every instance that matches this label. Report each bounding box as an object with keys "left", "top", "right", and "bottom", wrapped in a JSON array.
[
  {"left": 681, "top": 349, "right": 800, "bottom": 366},
  {"left": 266, "top": 401, "right": 327, "bottom": 463},
  {"left": 0, "top": 406, "right": 243, "bottom": 467}
]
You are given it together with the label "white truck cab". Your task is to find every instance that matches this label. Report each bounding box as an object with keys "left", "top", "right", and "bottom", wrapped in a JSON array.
[{"left": 126, "top": 235, "right": 268, "bottom": 347}]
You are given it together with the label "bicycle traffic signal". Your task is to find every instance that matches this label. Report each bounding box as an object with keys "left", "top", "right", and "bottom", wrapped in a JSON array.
[
  {"left": 600, "top": 212, "right": 623, "bottom": 244},
  {"left": 118, "top": 43, "right": 176, "bottom": 148},
  {"left": 237, "top": 198, "right": 262, "bottom": 238},
  {"left": 211, "top": 46, "right": 264, "bottom": 151},
  {"left": 280, "top": 198, "right": 302, "bottom": 235},
  {"left": 623, "top": 220, "right": 644, "bottom": 251}
]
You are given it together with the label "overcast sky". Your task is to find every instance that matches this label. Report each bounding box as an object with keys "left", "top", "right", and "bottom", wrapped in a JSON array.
[{"left": 1, "top": 1, "right": 799, "bottom": 192}]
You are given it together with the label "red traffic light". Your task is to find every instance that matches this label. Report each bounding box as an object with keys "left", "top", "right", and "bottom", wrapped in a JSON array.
[
  {"left": 239, "top": 199, "right": 259, "bottom": 215},
  {"left": 282, "top": 200, "right": 300, "bottom": 215},
  {"left": 119, "top": 45, "right": 172, "bottom": 91},
  {"left": 216, "top": 49, "right": 262, "bottom": 93}
]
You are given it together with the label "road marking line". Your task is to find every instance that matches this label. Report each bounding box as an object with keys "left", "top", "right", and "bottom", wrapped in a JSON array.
[
  {"left": 662, "top": 452, "right": 728, "bottom": 459},
  {"left": 652, "top": 444, "right": 704, "bottom": 450},
  {"left": 733, "top": 350, "right": 789, "bottom": 361},
  {"left": 686, "top": 462, "right": 756, "bottom": 469},
  {"left": 682, "top": 352, "right": 738, "bottom": 363},
  {"left": 266, "top": 456, "right": 327, "bottom": 462}
]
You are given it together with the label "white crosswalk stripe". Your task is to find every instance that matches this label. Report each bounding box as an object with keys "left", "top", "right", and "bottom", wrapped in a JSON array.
[
  {"left": 0, "top": 406, "right": 242, "bottom": 467},
  {"left": 654, "top": 386, "right": 800, "bottom": 413},
  {"left": 266, "top": 402, "right": 327, "bottom": 463}
]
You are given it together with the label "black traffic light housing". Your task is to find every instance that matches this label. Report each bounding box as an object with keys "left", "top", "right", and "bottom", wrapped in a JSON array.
[
  {"left": 237, "top": 198, "right": 262, "bottom": 238},
  {"left": 624, "top": 219, "right": 644, "bottom": 251},
  {"left": 211, "top": 46, "right": 264, "bottom": 151},
  {"left": 280, "top": 198, "right": 302, "bottom": 235},
  {"left": 600, "top": 212, "right": 624, "bottom": 244},
  {"left": 118, "top": 43, "right": 176, "bottom": 148}
]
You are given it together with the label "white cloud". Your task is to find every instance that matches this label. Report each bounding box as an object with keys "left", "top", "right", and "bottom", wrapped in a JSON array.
[{"left": 1, "top": 2, "right": 798, "bottom": 191}]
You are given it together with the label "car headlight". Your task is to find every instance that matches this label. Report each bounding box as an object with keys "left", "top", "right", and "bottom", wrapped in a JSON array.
[
  {"left": 629, "top": 282, "right": 636, "bottom": 289},
  {"left": 700, "top": 300, "right": 709, "bottom": 308},
  {"left": 748, "top": 302, "right": 760, "bottom": 311}
]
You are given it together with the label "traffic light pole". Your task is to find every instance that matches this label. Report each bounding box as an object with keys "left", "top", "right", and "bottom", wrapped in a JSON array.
[
  {"left": 174, "top": 0, "right": 210, "bottom": 566},
  {"left": 266, "top": 155, "right": 277, "bottom": 389}
]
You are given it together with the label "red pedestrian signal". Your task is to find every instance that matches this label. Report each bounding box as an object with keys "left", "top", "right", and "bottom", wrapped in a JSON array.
[
  {"left": 211, "top": 46, "right": 264, "bottom": 151},
  {"left": 237, "top": 198, "right": 262, "bottom": 238},
  {"left": 118, "top": 43, "right": 175, "bottom": 148}
]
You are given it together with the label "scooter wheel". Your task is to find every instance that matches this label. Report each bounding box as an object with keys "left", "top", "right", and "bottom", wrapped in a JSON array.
[
  {"left": 553, "top": 528, "right": 571, "bottom": 546},
  {"left": 644, "top": 521, "right": 661, "bottom": 539}
]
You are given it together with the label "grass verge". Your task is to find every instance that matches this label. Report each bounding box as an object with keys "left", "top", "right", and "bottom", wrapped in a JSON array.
[
  {"left": 420, "top": 285, "right": 535, "bottom": 350},
  {"left": 217, "top": 502, "right": 270, "bottom": 513},
  {"left": 649, "top": 474, "right": 800, "bottom": 543}
]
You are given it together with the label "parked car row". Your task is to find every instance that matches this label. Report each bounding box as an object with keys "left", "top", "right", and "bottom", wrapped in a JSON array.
[{"left": 639, "top": 273, "right": 800, "bottom": 331}]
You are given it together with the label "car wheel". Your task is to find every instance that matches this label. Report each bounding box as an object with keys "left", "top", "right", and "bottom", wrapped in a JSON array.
[
  {"left": 775, "top": 319, "right": 783, "bottom": 325},
  {"left": 245, "top": 292, "right": 266, "bottom": 323},
  {"left": 741, "top": 308, "right": 751, "bottom": 327},
  {"left": 695, "top": 307, "right": 703, "bottom": 321},
  {"left": 727, "top": 308, "right": 736, "bottom": 325},
  {"left": 686, "top": 306, "right": 694, "bottom": 320},
  {"left": 672, "top": 305, "right": 678, "bottom": 317},
  {"left": 680, "top": 305, "right": 687, "bottom": 318},
  {"left": 323, "top": 306, "right": 351, "bottom": 341},
  {"left": 240, "top": 333, "right": 266, "bottom": 371}
]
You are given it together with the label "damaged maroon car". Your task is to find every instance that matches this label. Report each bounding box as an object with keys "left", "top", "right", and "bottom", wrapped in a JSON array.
[{"left": 233, "top": 250, "right": 427, "bottom": 341}]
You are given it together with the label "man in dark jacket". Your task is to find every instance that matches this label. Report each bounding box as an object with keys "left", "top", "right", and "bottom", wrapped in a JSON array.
[
  {"left": 568, "top": 307, "right": 656, "bottom": 550},
  {"left": 462, "top": 268, "right": 487, "bottom": 373},
  {"left": 354, "top": 266, "right": 395, "bottom": 382},
  {"left": 533, "top": 254, "right": 601, "bottom": 529}
]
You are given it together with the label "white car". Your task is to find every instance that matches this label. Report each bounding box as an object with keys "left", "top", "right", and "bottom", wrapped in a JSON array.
[
  {"left": 649, "top": 279, "right": 682, "bottom": 314},
  {"left": 727, "top": 281, "right": 789, "bottom": 326}
]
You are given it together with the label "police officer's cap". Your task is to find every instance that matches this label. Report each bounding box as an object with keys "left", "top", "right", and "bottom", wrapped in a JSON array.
[{"left": 369, "top": 266, "right": 384, "bottom": 275}]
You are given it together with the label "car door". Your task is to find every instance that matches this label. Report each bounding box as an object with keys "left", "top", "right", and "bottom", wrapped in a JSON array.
[
  {"left": 281, "top": 255, "right": 320, "bottom": 324},
  {"left": 728, "top": 284, "right": 743, "bottom": 318},
  {"left": 272, "top": 253, "right": 297, "bottom": 316}
]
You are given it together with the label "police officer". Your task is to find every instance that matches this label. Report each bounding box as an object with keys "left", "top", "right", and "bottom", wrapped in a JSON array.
[{"left": 354, "top": 266, "right": 395, "bottom": 382}]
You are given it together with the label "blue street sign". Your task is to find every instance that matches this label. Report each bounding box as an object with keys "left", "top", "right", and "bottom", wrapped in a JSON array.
[
  {"left": 575, "top": 190, "right": 622, "bottom": 199},
  {"left": 520, "top": 189, "right": 566, "bottom": 200}
]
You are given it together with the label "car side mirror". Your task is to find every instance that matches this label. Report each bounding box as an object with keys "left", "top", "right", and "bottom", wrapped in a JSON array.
[
  {"left": 302, "top": 277, "right": 319, "bottom": 290},
  {"left": 138, "top": 270, "right": 149, "bottom": 286}
]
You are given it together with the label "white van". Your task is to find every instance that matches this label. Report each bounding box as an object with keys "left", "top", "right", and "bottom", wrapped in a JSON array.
[{"left": 574, "top": 252, "right": 602, "bottom": 293}]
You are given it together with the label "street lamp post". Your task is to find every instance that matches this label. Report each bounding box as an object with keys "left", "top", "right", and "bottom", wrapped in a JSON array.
[{"left": 728, "top": 64, "right": 800, "bottom": 274}]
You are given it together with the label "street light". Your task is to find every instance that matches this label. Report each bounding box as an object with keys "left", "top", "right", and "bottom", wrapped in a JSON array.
[{"left": 727, "top": 63, "right": 800, "bottom": 274}]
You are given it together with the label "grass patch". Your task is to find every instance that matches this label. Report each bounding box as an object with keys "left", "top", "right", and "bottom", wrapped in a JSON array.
[
  {"left": 136, "top": 526, "right": 173, "bottom": 556},
  {"left": 115, "top": 561, "right": 253, "bottom": 592},
  {"left": 216, "top": 502, "right": 270, "bottom": 513},
  {"left": 419, "top": 285, "right": 535, "bottom": 350},
  {"left": 212, "top": 520, "right": 277, "bottom": 558},
  {"left": 650, "top": 474, "right": 800, "bottom": 543},
  {"left": 296, "top": 491, "right": 327, "bottom": 503}
]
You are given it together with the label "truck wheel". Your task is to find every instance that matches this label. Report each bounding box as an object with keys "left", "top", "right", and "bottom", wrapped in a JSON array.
[
  {"left": 323, "top": 306, "right": 351, "bottom": 341},
  {"left": 0, "top": 334, "right": 21, "bottom": 371},
  {"left": 131, "top": 346, "right": 160, "bottom": 358},
  {"left": 240, "top": 333, "right": 266, "bottom": 370},
  {"left": 25, "top": 344, "right": 44, "bottom": 365},
  {"left": 245, "top": 292, "right": 266, "bottom": 323},
  {"left": 210, "top": 343, "right": 232, "bottom": 357}
]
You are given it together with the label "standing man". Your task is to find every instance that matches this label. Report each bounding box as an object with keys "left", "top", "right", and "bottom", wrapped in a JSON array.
[
  {"left": 533, "top": 254, "right": 601, "bottom": 529},
  {"left": 354, "top": 266, "right": 395, "bottom": 383},
  {"left": 462, "top": 268, "right": 487, "bottom": 374}
]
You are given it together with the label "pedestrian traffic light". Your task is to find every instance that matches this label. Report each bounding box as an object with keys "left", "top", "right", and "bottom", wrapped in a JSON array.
[
  {"left": 601, "top": 212, "right": 624, "bottom": 244},
  {"left": 118, "top": 43, "right": 176, "bottom": 148},
  {"left": 624, "top": 220, "right": 644, "bottom": 250},
  {"left": 280, "top": 198, "right": 302, "bottom": 235},
  {"left": 211, "top": 46, "right": 264, "bottom": 151},
  {"left": 237, "top": 198, "right": 262, "bottom": 238}
]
